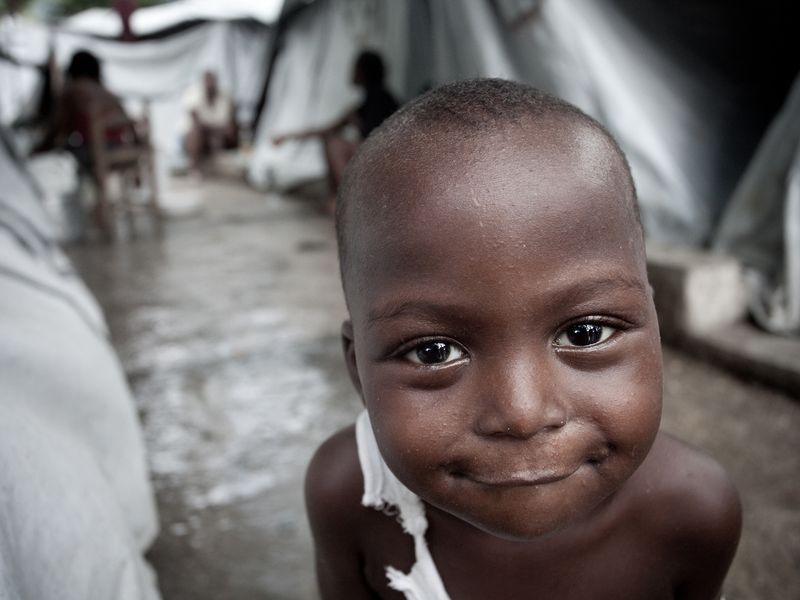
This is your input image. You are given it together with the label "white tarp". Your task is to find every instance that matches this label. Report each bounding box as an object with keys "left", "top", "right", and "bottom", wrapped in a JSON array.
[
  {"left": 0, "top": 16, "right": 51, "bottom": 127},
  {"left": 51, "top": 20, "right": 272, "bottom": 169},
  {"left": 63, "top": 0, "right": 283, "bottom": 37},
  {"left": 3, "top": 0, "right": 793, "bottom": 334},
  {"left": 249, "top": 0, "right": 413, "bottom": 189},
  {"left": 713, "top": 73, "right": 800, "bottom": 335},
  {"left": 3, "top": 0, "right": 750, "bottom": 244},
  {"left": 0, "top": 129, "right": 160, "bottom": 599},
  {"left": 1, "top": 14, "right": 272, "bottom": 203}
]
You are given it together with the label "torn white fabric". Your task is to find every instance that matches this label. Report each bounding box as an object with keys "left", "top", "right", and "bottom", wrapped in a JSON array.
[{"left": 355, "top": 410, "right": 451, "bottom": 600}]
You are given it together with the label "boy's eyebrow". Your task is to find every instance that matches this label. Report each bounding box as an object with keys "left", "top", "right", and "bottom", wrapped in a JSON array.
[
  {"left": 366, "top": 274, "right": 648, "bottom": 327},
  {"left": 563, "top": 274, "right": 648, "bottom": 299},
  {"left": 367, "top": 301, "right": 458, "bottom": 328}
]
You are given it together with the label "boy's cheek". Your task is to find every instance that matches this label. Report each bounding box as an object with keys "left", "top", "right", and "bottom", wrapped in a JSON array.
[
  {"left": 600, "top": 377, "right": 662, "bottom": 456},
  {"left": 362, "top": 379, "right": 462, "bottom": 445}
]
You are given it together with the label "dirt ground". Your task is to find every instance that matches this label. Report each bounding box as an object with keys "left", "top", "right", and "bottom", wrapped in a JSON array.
[{"left": 68, "top": 178, "right": 799, "bottom": 600}]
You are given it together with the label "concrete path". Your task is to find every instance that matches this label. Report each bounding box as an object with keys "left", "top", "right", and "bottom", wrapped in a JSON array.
[{"left": 68, "top": 178, "right": 799, "bottom": 600}]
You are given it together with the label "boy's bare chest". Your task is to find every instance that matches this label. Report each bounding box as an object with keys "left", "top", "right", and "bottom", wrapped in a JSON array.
[
  {"left": 361, "top": 513, "right": 677, "bottom": 600},
  {"left": 431, "top": 536, "right": 676, "bottom": 600}
]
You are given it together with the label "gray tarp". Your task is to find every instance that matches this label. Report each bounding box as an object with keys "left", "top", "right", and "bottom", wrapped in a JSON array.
[
  {"left": 63, "top": 0, "right": 282, "bottom": 37},
  {"left": 2, "top": 1, "right": 768, "bottom": 247},
  {"left": 249, "top": 0, "right": 415, "bottom": 189},
  {"left": 51, "top": 20, "right": 272, "bottom": 172},
  {"left": 249, "top": 0, "right": 736, "bottom": 246},
  {"left": 713, "top": 74, "right": 800, "bottom": 335},
  {"left": 2, "top": 1, "right": 795, "bottom": 334},
  {"left": 0, "top": 130, "right": 160, "bottom": 600},
  {"left": 249, "top": 0, "right": 797, "bottom": 335}
]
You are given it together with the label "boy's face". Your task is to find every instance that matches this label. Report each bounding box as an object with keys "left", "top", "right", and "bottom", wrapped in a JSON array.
[{"left": 342, "top": 119, "right": 662, "bottom": 541}]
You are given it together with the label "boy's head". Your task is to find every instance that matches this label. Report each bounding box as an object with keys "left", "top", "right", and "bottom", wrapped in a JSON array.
[{"left": 337, "top": 79, "right": 662, "bottom": 540}]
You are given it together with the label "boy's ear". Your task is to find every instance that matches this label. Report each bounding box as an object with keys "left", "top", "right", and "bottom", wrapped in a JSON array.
[{"left": 341, "top": 319, "right": 363, "bottom": 398}]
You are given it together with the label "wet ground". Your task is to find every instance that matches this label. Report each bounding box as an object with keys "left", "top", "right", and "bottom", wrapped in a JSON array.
[{"left": 68, "top": 178, "right": 799, "bottom": 600}]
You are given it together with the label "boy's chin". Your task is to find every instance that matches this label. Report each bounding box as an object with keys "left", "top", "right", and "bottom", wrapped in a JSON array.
[
  {"left": 441, "top": 492, "right": 613, "bottom": 543},
  {"left": 463, "top": 512, "right": 582, "bottom": 542}
]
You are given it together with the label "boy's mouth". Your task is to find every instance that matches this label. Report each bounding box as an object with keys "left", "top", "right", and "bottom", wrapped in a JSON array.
[
  {"left": 447, "top": 445, "right": 610, "bottom": 488},
  {"left": 452, "top": 465, "right": 582, "bottom": 488}
]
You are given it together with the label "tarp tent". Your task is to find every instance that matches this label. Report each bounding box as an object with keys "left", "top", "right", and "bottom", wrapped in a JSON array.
[
  {"left": 1, "top": 0, "right": 796, "bottom": 334},
  {"left": 249, "top": 0, "right": 797, "bottom": 335},
  {"left": 251, "top": 0, "right": 773, "bottom": 245},
  {"left": 249, "top": 0, "right": 417, "bottom": 190},
  {"left": 2, "top": 0, "right": 789, "bottom": 243},
  {"left": 52, "top": 20, "right": 272, "bottom": 171}
]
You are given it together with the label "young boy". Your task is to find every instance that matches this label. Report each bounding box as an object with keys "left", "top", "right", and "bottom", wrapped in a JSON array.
[{"left": 306, "top": 79, "right": 741, "bottom": 599}]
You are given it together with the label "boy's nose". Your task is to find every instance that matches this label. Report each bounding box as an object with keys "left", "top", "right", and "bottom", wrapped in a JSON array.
[{"left": 473, "top": 356, "right": 567, "bottom": 439}]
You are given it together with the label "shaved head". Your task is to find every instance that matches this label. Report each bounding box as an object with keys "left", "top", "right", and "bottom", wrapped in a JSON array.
[{"left": 336, "top": 78, "right": 641, "bottom": 299}]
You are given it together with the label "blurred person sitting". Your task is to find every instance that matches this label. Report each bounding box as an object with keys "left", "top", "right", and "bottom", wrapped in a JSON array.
[
  {"left": 273, "top": 50, "right": 398, "bottom": 211},
  {"left": 183, "top": 70, "right": 238, "bottom": 175},
  {"left": 33, "top": 50, "right": 145, "bottom": 238},
  {"left": 36, "top": 50, "right": 136, "bottom": 170}
]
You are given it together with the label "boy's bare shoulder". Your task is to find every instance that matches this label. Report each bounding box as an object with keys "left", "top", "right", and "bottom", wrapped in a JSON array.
[
  {"left": 306, "top": 424, "right": 418, "bottom": 598},
  {"left": 306, "top": 425, "right": 384, "bottom": 597},
  {"left": 625, "top": 431, "right": 742, "bottom": 592},
  {"left": 633, "top": 432, "right": 741, "bottom": 538},
  {"left": 305, "top": 424, "right": 364, "bottom": 529}
]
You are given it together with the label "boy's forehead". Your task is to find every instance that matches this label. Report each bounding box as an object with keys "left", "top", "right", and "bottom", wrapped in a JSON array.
[
  {"left": 352, "top": 118, "right": 632, "bottom": 246},
  {"left": 341, "top": 116, "right": 644, "bottom": 312}
]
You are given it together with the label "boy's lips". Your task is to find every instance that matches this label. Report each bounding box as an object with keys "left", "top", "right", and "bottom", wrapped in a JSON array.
[
  {"left": 454, "top": 464, "right": 583, "bottom": 487},
  {"left": 446, "top": 442, "right": 611, "bottom": 488}
]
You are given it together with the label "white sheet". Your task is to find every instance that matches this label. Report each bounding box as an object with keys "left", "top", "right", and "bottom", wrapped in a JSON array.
[
  {"left": 248, "top": 0, "right": 412, "bottom": 189},
  {"left": 0, "top": 130, "right": 160, "bottom": 600}
]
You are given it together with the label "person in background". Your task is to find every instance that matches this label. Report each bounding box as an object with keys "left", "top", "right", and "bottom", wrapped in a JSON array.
[
  {"left": 35, "top": 50, "right": 135, "bottom": 170},
  {"left": 183, "top": 70, "right": 238, "bottom": 175},
  {"left": 273, "top": 50, "right": 398, "bottom": 211}
]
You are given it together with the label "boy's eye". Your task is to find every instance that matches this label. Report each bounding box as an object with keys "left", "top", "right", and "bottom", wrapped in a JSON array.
[
  {"left": 405, "top": 341, "right": 465, "bottom": 365},
  {"left": 555, "top": 323, "right": 614, "bottom": 347}
]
